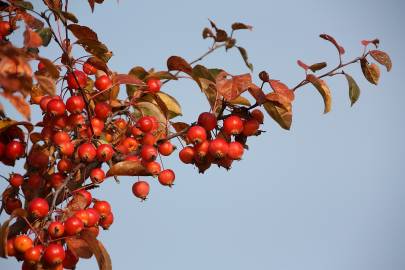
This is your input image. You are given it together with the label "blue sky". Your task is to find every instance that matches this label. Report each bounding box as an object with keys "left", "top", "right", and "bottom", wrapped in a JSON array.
[{"left": 1, "top": 0, "right": 405, "bottom": 269}]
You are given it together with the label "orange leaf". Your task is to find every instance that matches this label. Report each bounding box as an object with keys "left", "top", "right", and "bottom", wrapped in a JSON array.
[
  {"left": 106, "top": 161, "right": 150, "bottom": 177},
  {"left": 268, "top": 80, "right": 294, "bottom": 102},
  {"left": 215, "top": 71, "right": 252, "bottom": 101},
  {"left": 0, "top": 93, "right": 31, "bottom": 120},
  {"left": 23, "top": 28, "right": 42, "bottom": 48}
]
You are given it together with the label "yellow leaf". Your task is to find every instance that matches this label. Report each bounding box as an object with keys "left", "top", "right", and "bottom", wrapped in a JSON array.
[{"left": 306, "top": 74, "right": 332, "bottom": 114}]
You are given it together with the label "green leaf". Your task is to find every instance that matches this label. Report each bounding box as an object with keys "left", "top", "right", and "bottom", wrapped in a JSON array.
[
  {"left": 344, "top": 73, "right": 360, "bottom": 106},
  {"left": 237, "top": 46, "right": 253, "bottom": 71},
  {"left": 36, "top": 28, "right": 52, "bottom": 47}
]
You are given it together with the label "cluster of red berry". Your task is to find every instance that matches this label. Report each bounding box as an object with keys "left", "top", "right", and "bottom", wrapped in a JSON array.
[{"left": 179, "top": 109, "right": 263, "bottom": 173}]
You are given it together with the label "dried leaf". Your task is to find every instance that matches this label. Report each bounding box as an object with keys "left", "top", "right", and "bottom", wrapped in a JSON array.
[
  {"left": 167, "top": 56, "right": 192, "bottom": 75},
  {"left": 87, "top": 57, "right": 110, "bottom": 75},
  {"left": 126, "top": 66, "right": 148, "bottom": 98},
  {"left": 23, "top": 28, "right": 42, "bottom": 48},
  {"left": 80, "top": 230, "right": 112, "bottom": 270},
  {"left": 113, "top": 74, "right": 143, "bottom": 86},
  {"left": 231, "top": 22, "right": 253, "bottom": 31},
  {"left": 236, "top": 46, "right": 253, "bottom": 71},
  {"left": 155, "top": 92, "right": 182, "bottom": 119},
  {"left": 344, "top": 73, "right": 360, "bottom": 106},
  {"left": 0, "top": 93, "right": 31, "bottom": 120},
  {"left": 215, "top": 29, "right": 228, "bottom": 42},
  {"left": 361, "top": 39, "right": 379, "bottom": 47},
  {"left": 21, "top": 12, "right": 44, "bottom": 29},
  {"left": 106, "top": 161, "right": 150, "bottom": 177},
  {"left": 202, "top": 27, "right": 214, "bottom": 39},
  {"left": 297, "top": 60, "right": 309, "bottom": 71},
  {"left": 265, "top": 92, "right": 291, "bottom": 110},
  {"left": 360, "top": 59, "right": 380, "bottom": 85},
  {"left": 76, "top": 39, "right": 112, "bottom": 63},
  {"left": 309, "top": 62, "right": 327, "bottom": 72},
  {"left": 36, "top": 28, "right": 52, "bottom": 46},
  {"left": 268, "top": 80, "right": 294, "bottom": 102},
  {"left": 0, "top": 119, "right": 33, "bottom": 133},
  {"left": 229, "top": 96, "right": 251, "bottom": 106},
  {"left": 36, "top": 57, "right": 60, "bottom": 78},
  {"left": 369, "top": 50, "right": 392, "bottom": 72},
  {"left": 66, "top": 237, "right": 93, "bottom": 259},
  {"left": 68, "top": 24, "right": 98, "bottom": 41},
  {"left": 35, "top": 75, "right": 56, "bottom": 95},
  {"left": 263, "top": 101, "right": 292, "bottom": 130},
  {"left": 306, "top": 74, "right": 332, "bottom": 114},
  {"left": 0, "top": 208, "right": 28, "bottom": 258},
  {"left": 247, "top": 83, "right": 266, "bottom": 104},
  {"left": 216, "top": 71, "right": 252, "bottom": 101},
  {"left": 60, "top": 11, "right": 78, "bottom": 23},
  {"left": 319, "top": 34, "right": 345, "bottom": 54}
]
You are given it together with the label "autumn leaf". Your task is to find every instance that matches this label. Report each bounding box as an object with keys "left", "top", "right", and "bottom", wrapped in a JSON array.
[
  {"left": 106, "top": 161, "right": 150, "bottom": 177},
  {"left": 0, "top": 119, "right": 33, "bottom": 133},
  {"left": 248, "top": 83, "right": 266, "bottom": 104},
  {"left": 360, "top": 59, "right": 380, "bottom": 85},
  {"left": 167, "top": 56, "right": 192, "bottom": 75},
  {"left": 231, "top": 22, "right": 253, "bottom": 31},
  {"left": 263, "top": 101, "right": 292, "bottom": 130},
  {"left": 23, "top": 28, "right": 42, "bottom": 48},
  {"left": 229, "top": 96, "right": 251, "bottom": 106},
  {"left": 297, "top": 60, "right": 309, "bottom": 71},
  {"left": 309, "top": 62, "right": 327, "bottom": 72},
  {"left": 112, "top": 74, "right": 143, "bottom": 87},
  {"left": 35, "top": 75, "right": 56, "bottom": 95},
  {"left": 66, "top": 237, "right": 93, "bottom": 259},
  {"left": 369, "top": 50, "right": 392, "bottom": 72},
  {"left": 0, "top": 93, "right": 31, "bottom": 120},
  {"left": 320, "top": 33, "right": 345, "bottom": 54},
  {"left": 76, "top": 39, "right": 112, "bottom": 63},
  {"left": 236, "top": 46, "right": 253, "bottom": 71},
  {"left": 306, "top": 74, "right": 332, "bottom": 114},
  {"left": 80, "top": 230, "right": 112, "bottom": 270},
  {"left": 268, "top": 80, "right": 294, "bottom": 102},
  {"left": 215, "top": 71, "right": 252, "bottom": 101},
  {"left": 68, "top": 24, "right": 98, "bottom": 41}
]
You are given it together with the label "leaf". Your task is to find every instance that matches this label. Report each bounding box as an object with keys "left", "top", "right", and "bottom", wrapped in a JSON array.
[
  {"left": 171, "top": 122, "right": 190, "bottom": 133},
  {"left": 68, "top": 24, "right": 98, "bottom": 41},
  {"left": 265, "top": 92, "right": 291, "bottom": 110},
  {"left": 106, "top": 161, "right": 150, "bottom": 177},
  {"left": 215, "top": 72, "right": 252, "bottom": 101},
  {"left": 360, "top": 59, "right": 380, "bottom": 85},
  {"left": 145, "top": 71, "right": 177, "bottom": 81},
  {"left": 268, "top": 80, "right": 294, "bottom": 102},
  {"left": 369, "top": 50, "right": 392, "bottom": 72},
  {"left": 21, "top": 12, "right": 44, "bottom": 29},
  {"left": 155, "top": 92, "right": 182, "bottom": 119},
  {"left": 297, "top": 60, "right": 309, "bottom": 71},
  {"left": 202, "top": 27, "right": 214, "bottom": 39},
  {"left": 231, "top": 22, "right": 253, "bottom": 31},
  {"left": 306, "top": 74, "right": 332, "bottom": 114},
  {"left": 66, "top": 237, "right": 93, "bottom": 259},
  {"left": 0, "top": 119, "right": 33, "bottom": 133},
  {"left": 36, "top": 57, "right": 60, "bottom": 78},
  {"left": 215, "top": 29, "right": 228, "bottom": 42},
  {"left": 61, "top": 11, "right": 79, "bottom": 23},
  {"left": 35, "top": 28, "right": 52, "bottom": 47},
  {"left": 13, "top": 0, "right": 33, "bottom": 10},
  {"left": 247, "top": 83, "right": 266, "bottom": 104},
  {"left": 361, "top": 39, "right": 379, "bottom": 47},
  {"left": 319, "top": 34, "right": 345, "bottom": 54},
  {"left": 76, "top": 39, "right": 112, "bottom": 63},
  {"left": 126, "top": 67, "right": 148, "bottom": 98},
  {"left": 80, "top": 230, "right": 112, "bottom": 270},
  {"left": 23, "top": 28, "right": 42, "bottom": 48},
  {"left": 309, "top": 62, "right": 327, "bottom": 72},
  {"left": 229, "top": 96, "right": 251, "bottom": 106},
  {"left": 134, "top": 101, "right": 167, "bottom": 132},
  {"left": 113, "top": 74, "right": 143, "bottom": 87},
  {"left": 236, "top": 46, "right": 253, "bottom": 71},
  {"left": 0, "top": 93, "right": 31, "bottom": 120},
  {"left": 0, "top": 208, "right": 28, "bottom": 258},
  {"left": 344, "top": 73, "right": 360, "bottom": 106},
  {"left": 263, "top": 101, "right": 292, "bottom": 130},
  {"left": 167, "top": 56, "right": 192, "bottom": 75},
  {"left": 35, "top": 75, "right": 56, "bottom": 95}
]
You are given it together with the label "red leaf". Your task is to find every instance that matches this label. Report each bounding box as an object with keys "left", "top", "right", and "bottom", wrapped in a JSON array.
[
  {"left": 268, "top": 80, "right": 294, "bottom": 102},
  {"left": 80, "top": 230, "right": 112, "bottom": 270},
  {"left": 215, "top": 71, "right": 252, "bottom": 101},
  {"left": 247, "top": 83, "right": 266, "bottom": 104},
  {"left": 320, "top": 34, "right": 345, "bottom": 54},
  {"left": 297, "top": 60, "right": 309, "bottom": 71},
  {"left": 66, "top": 237, "right": 93, "bottom": 259},
  {"left": 113, "top": 74, "right": 143, "bottom": 86},
  {"left": 369, "top": 50, "right": 392, "bottom": 72},
  {"left": 167, "top": 56, "right": 192, "bottom": 75},
  {"left": 23, "top": 28, "right": 42, "bottom": 48},
  {"left": 68, "top": 24, "right": 98, "bottom": 41}
]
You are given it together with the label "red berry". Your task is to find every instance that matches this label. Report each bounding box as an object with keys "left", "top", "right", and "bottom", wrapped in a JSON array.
[
  {"left": 39, "top": 96, "right": 53, "bottom": 112},
  {"left": 122, "top": 137, "right": 139, "bottom": 152},
  {"left": 227, "top": 141, "right": 244, "bottom": 160},
  {"left": 242, "top": 119, "right": 260, "bottom": 136},
  {"left": 9, "top": 173, "right": 24, "bottom": 188},
  {"left": 144, "top": 161, "right": 161, "bottom": 175},
  {"left": 198, "top": 112, "right": 217, "bottom": 131},
  {"left": 140, "top": 145, "right": 157, "bottom": 162},
  {"left": 59, "top": 141, "right": 75, "bottom": 156},
  {"left": 74, "top": 209, "right": 89, "bottom": 226},
  {"left": 47, "top": 99, "right": 66, "bottom": 116},
  {"left": 14, "top": 235, "right": 33, "bottom": 253},
  {"left": 0, "top": 21, "right": 11, "bottom": 36},
  {"left": 5, "top": 140, "right": 25, "bottom": 160},
  {"left": 86, "top": 208, "right": 100, "bottom": 227},
  {"left": 217, "top": 156, "right": 233, "bottom": 170},
  {"left": 64, "top": 216, "right": 84, "bottom": 236},
  {"left": 6, "top": 238, "right": 16, "bottom": 257},
  {"left": 96, "top": 144, "right": 114, "bottom": 162},
  {"left": 38, "top": 61, "right": 46, "bottom": 71},
  {"left": 208, "top": 138, "right": 229, "bottom": 159},
  {"left": 76, "top": 190, "right": 92, "bottom": 208},
  {"left": 90, "top": 168, "right": 105, "bottom": 184},
  {"left": 28, "top": 198, "right": 49, "bottom": 218},
  {"left": 158, "top": 140, "right": 174, "bottom": 156},
  {"left": 63, "top": 249, "right": 79, "bottom": 269},
  {"left": 24, "top": 245, "right": 44, "bottom": 264},
  {"left": 93, "top": 200, "right": 111, "bottom": 218},
  {"left": 90, "top": 117, "right": 105, "bottom": 136},
  {"left": 146, "top": 78, "right": 161, "bottom": 93},
  {"left": 223, "top": 115, "right": 244, "bottom": 135},
  {"left": 99, "top": 212, "right": 114, "bottom": 230},
  {"left": 57, "top": 158, "right": 73, "bottom": 173},
  {"left": 141, "top": 132, "right": 156, "bottom": 146},
  {"left": 5, "top": 197, "right": 22, "bottom": 214},
  {"left": 251, "top": 109, "right": 264, "bottom": 124},
  {"left": 67, "top": 113, "right": 86, "bottom": 129},
  {"left": 43, "top": 244, "right": 65, "bottom": 265},
  {"left": 52, "top": 131, "right": 70, "bottom": 146},
  {"left": 27, "top": 174, "right": 42, "bottom": 189},
  {"left": 52, "top": 114, "right": 68, "bottom": 129},
  {"left": 48, "top": 221, "right": 65, "bottom": 238},
  {"left": 194, "top": 140, "right": 210, "bottom": 158},
  {"left": 78, "top": 143, "right": 97, "bottom": 162},
  {"left": 95, "top": 75, "right": 112, "bottom": 91},
  {"left": 83, "top": 61, "right": 97, "bottom": 75},
  {"left": 187, "top": 126, "right": 207, "bottom": 145},
  {"left": 67, "top": 70, "right": 87, "bottom": 89},
  {"left": 132, "top": 181, "right": 150, "bottom": 200},
  {"left": 94, "top": 102, "right": 112, "bottom": 120},
  {"left": 179, "top": 146, "right": 195, "bottom": 164},
  {"left": 66, "top": 95, "right": 85, "bottom": 114},
  {"left": 49, "top": 172, "right": 65, "bottom": 189},
  {"left": 137, "top": 116, "right": 153, "bottom": 132},
  {"left": 125, "top": 155, "right": 140, "bottom": 162},
  {"left": 158, "top": 169, "right": 175, "bottom": 186}
]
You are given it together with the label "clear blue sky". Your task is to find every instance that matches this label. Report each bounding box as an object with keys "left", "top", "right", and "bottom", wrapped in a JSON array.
[{"left": 1, "top": 0, "right": 405, "bottom": 269}]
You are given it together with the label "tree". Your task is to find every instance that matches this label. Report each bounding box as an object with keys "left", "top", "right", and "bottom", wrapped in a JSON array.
[{"left": 0, "top": 1, "right": 393, "bottom": 270}]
